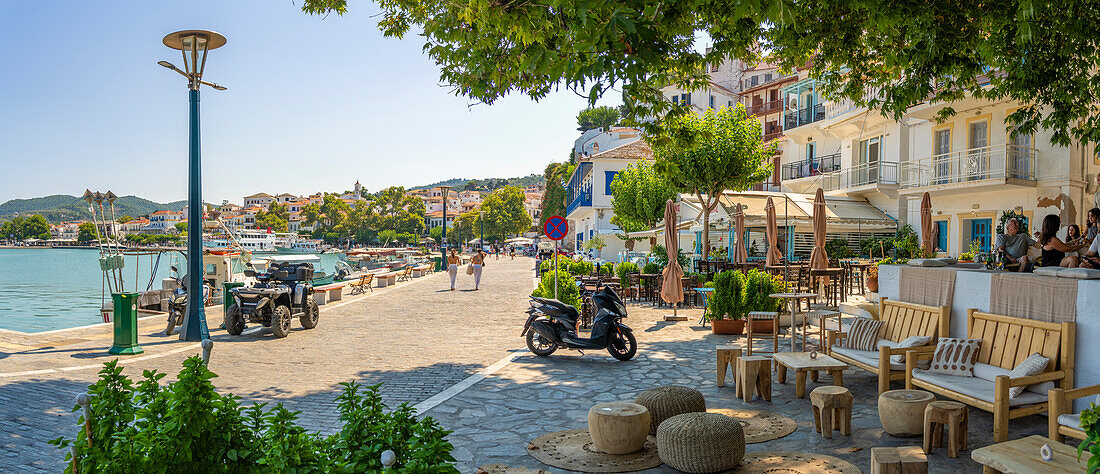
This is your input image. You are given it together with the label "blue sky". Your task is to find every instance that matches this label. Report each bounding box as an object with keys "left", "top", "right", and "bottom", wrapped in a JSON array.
[{"left": 0, "top": 1, "right": 620, "bottom": 204}]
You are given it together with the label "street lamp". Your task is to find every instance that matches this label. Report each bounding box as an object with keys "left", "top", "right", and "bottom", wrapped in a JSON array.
[
  {"left": 439, "top": 186, "right": 452, "bottom": 266},
  {"left": 159, "top": 30, "right": 228, "bottom": 342}
]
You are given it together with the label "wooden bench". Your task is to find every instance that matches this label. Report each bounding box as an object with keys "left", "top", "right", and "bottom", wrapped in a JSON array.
[
  {"left": 828, "top": 298, "right": 949, "bottom": 395},
  {"left": 905, "top": 309, "right": 1076, "bottom": 442},
  {"left": 313, "top": 282, "right": 345, "bottom": 305},
  {"left": 346, "top": 274, "right": 374, "bottom": 295},
  {"left": 376, "top": 272, "right": 399, "bottom": 287},
  {"left": 398, "top": 265, "right": 414, "bottom": 282},
  {"left": 1049, "top": 384, "right": 1100, "bottom": 442}
]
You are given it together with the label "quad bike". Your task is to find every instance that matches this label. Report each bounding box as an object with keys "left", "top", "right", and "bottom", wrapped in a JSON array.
[{"left": 225, "top": 262, "right": 319, "bottom": 338}]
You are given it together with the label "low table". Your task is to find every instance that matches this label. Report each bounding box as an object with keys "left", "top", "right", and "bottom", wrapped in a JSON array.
[
  {"left": 971, "top": 435, "right": 1091, "bottom": 473},
  {"left": 772, "top": 351, "right": 848, "bottom": 398}
]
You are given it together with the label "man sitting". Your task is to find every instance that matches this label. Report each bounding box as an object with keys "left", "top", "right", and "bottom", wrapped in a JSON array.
[
  {"left": 996, "top": 218, "right": 1037, "bottom": 272},
  {"left": 1082, "top": 230, "right": 1100, "bottom": 269}
]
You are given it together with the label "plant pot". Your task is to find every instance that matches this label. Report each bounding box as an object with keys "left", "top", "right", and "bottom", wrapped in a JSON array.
[
  {"left": 746, "top": 319, "right": 774, "bottom": 334},
  {"left": 866, "top": 275, "right": 879, "bottom": 293},
  {"left": 711, "top": 319, "right": 745, "bottom": 335}
]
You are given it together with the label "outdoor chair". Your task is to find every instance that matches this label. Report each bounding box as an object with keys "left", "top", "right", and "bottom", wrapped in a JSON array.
[
  {"left": 1048, "top": 384, "right": 1100, "bottom": 442},
  {"left": 347, "top": 274, "right": 374, "bottom": 295}
]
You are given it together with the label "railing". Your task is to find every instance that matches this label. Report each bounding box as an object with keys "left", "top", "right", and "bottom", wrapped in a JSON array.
[
  {"left": 825, "top": 98, "right": 858, "bottom": 119},
  {"left": 747, "top": 99, "right": 784, "bottom": 116},
  {"left": 566, "top": 162, "right": 593, "bottom": 215},
  {"left": 819, "top": 162, "right": 899, "bottom": 192},
  {"left": 900, "top": 144, "right": 1037, "bottom": 189},
  {"left": 783, "top": 103, "right": 826, "bottom": 129},
  {"left": 781, "top": 153, "right": 841, "bottom": 180},
  {"left": 763, "top": 130, "right": 783, "bottom": 142}
]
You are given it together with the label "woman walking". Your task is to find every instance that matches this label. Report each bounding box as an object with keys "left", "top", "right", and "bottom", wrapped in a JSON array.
[
  {"left": 447, "top": 249, "right": 461, "bottom": 290},
  {"left": 471, "top": 249, "right": 486, "bottom": 290}
]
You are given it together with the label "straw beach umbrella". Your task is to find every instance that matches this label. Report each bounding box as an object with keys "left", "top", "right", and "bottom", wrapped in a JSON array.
[
  {"left": 765, "top": 197, "right": 783, "bottom": 266},
  {"left": 661, "top": 200, "right": 685, "bottom": 315},
  {"left": 920, "top": 192, "right": 934, "bottom": 257},
  {"left": 731, "top": 203, "right": 747, "bottom": 264},
  {"left": 808, "top": 188, "right": 829, "bottom": 270}
]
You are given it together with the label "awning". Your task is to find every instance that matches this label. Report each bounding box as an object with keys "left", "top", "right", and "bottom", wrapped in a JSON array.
[
  {"left": 713, "top": 191, "right": 895, "bottom": 231},
  {"left": 623, "top": 220, "right": 695, "bottom": 238}
]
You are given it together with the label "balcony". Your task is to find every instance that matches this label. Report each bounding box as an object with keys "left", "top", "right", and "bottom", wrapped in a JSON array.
[
  {"left": 566, "top": 162, "right": 593, "bottom": 216},
  {"left": 781, "top": 153, "right": 841, "bottom": 181},
  {"left": 900, "top": 144, "right": 1037, "bottom": 194},
  {"left": 747, "top": 99, "right": 784, "bottom": 117},
  {"left": 819, "top": 162, "right": 898, "bottom": 194},
  {"left": 784, "top": 103, "right": 826, "bottom": 130},
  {"left": 763, "top": 130, "right": 783, "bottom": 142}
]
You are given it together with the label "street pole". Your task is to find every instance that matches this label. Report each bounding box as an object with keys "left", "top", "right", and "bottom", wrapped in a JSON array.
[
  {"left": 179, "top": 88, "right": 209, "bottom": 342},
  {"left": 554, "top": 240, "right": 559, "bottom": 300}
]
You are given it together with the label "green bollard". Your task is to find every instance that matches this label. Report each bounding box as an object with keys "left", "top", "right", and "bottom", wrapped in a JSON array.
[
  {"left": 108, "top": 292, "right": 144, "bottom": 355},
  {"left": 434, "top": 256, "right": 443, "bottom": 272},
  {"left": 222, "top": 282, "right": 244, "bottom": 329}
]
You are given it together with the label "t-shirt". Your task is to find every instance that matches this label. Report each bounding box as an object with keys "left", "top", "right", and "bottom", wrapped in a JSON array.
[
  {"left": 1090, "top": 237, "right": 1100, "bottom": 255},
  {"left": 996, "top": 233, "right": 1034, "bottom": 258},
  {"left": 1087, "top": 225, "right": 1098, "bottom": 242}
]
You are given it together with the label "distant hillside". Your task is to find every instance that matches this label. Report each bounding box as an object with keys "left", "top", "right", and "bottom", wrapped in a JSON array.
[
  {"left": 412, "top": 174, "right": 544, "bottom": 192},
  {"left": 0, "top": 195, "right": 187, "bottom": 223}
]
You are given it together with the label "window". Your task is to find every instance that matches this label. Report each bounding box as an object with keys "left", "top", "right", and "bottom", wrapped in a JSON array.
[
  {"left": 682, "top": 93, "right": 691, "bottom": 105},
  {"left": 751, "top": 76, "right": 759, "bottom": 86},
  {"left": 1009, "top": 127, "right": 1032, "bottom": 178},
  {"left": 934, "top": 128, "right": 951, "bottom": 184},
  {"left": 604, "top": 171, "right": 618, "bottom": 196},
  {"left": 968, "top": 120, "right": 989, "bottom": 179},
  {"left": 671, "top": 95, "right": 679, "bottom": 105},
  {"left": 765, "top": 73, "right": 773, "bottom": 82},
  {"left": 859, "top": 136, "right": 881, "bottom": 165},
  {"left": 709, "top": 95, "right": 715, "bottom": 108},
  {"left": 728, "top": 100, "right": 733, "bottom": 107}
]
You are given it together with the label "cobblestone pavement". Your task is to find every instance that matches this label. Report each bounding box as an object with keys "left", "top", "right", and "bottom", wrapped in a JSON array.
[
  {"left": 424, "top": 303, "right": 1053, "bottom": 473},
  {"left": 0, "top": 257, "right": 535, "bottom": 472}
]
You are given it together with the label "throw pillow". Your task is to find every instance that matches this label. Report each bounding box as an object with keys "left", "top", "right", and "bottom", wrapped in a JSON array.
[
  {"left": 928, "top": 338, "right": 982, "bottom": 377},
  {"left": 1007, "top": 353, "right": 1050, "bottom": 398},
  {"left": 1057, "top": 268, "right": 1100, "bottom": 280},
  {"left": 890, "top": 336, "right": 932, "bottom": 364},
  {"left": 1033, "top": 267, "right": 1062, "bottom": 277},
  {"left": 842, "top": 318, "right": 883, "bottom": 351}
]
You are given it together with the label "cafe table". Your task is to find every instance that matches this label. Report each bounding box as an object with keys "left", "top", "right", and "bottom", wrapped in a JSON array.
[{"left": 768, "top": 292, "right": 819, "bottom": 352}]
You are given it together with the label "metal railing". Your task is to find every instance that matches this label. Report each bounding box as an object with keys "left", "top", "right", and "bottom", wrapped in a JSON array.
[
  {"left": 819, "top": 162, "right": 899, "bottom": 191},
  {"left": 763, "top": 130, "right": 783, "bottom": 142},
  {"left": 566, "top": 162, "right": 593, "bottom": 215},
  {"left": 781, "top": 153, "right": 841, "bottom": 180},
  {"left": 900, "top": 144, "right": 1037, "bottom": 189},
  {"left": 783, "top": 103, "right": 826, "bottom": 129},
  {"left": 747, "top": 99, "right": 784, "bottom": 116}
]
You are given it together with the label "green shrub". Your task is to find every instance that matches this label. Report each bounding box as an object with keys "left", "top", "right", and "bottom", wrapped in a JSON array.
[
  {"left": 1077, "top": 403, "right": 1100, "bottom": 472},
  {"left": 568, "top": 260, "right": 594, "bottom": 276},
  {"left": 50, "top": 357, "right": 457, "bottom": 472},
  {"left": 642, "top": 262, "right": 660, "bottom": 274},
  {"left": 532, "top": 268, "right": 580, "bottom": 309},
  {"left": 825, "top": 238, "right": 854, "bottom": 259},
  {"left": 742, "top": 269, "right": 782, "bottom": 313},
  {"left": 710, "top": 270, "right": 745, "bottom": 321},
  {"left": 615, "top": 262, "right": 638, "bottom": 283},
  {"left": 651, "top": 243, "right": 690, "bottom": 269}
]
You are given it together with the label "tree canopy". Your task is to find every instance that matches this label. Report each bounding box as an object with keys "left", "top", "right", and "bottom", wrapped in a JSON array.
[
  {"left": 303, "top": 0, "right": 1100, "bottom": 147},
  {"left": 480, "top": 186, "right": 533, "bottom": 239},
  {"left": 539, "top": 162, "right": 571, "bottom": 232},
  {"left": 255, "top": 202, "right": 290, "bottom": 233},
  {"left": 577, "top": 106, "right": 620, "bottom": 132},
  {"left": 1, "top": 215, "right": 51, "bottom": 241},
  {"left": 609, "top": 161, "right": 676, "bottom": 234},
  {"left": 78, "top": 222, "right": 98, "bottom": 243}
]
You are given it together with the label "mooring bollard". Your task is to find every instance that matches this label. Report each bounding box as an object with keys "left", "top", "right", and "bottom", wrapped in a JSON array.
[
  {"left": 75, "top": 393, "right": 92, "bottom": 448},
  {"left": 201, "top": 339, "right": 213, "bottom": 365},
  {"left": 381, "top": 450, "right": 396, "bottom": 469}
]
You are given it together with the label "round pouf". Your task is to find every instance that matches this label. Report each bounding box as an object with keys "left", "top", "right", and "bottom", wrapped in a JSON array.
[
  {"left": 878, "top": 389, "right": 934, "bottom": 437},
  {"left": 634, "top": 385, "right": 706, "bottom": 435},
  {"left": 656, "top": 412, "right": 745, "bottom": 473},
  {"left": 588, "top": 402, "right": 651, "bottom": 454}
]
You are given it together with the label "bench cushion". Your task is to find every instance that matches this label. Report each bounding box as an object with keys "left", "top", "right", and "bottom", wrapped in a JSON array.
[
  {"left": 911, "top": 369, "right": 1047, "bottom": 407},
  {"left": 833, "top": 342, "right": 905, "bottom": 371},
  {"left": 1006, "top": 353, "right": 1050, "bottom": 398},
  {"left": 908, "top": 258, "right": 947, "bottom": 267},
  {"left": 972, "top": 362, "right": 1055, "bottom": 397},
  {"left": 890, "top": 336, "right": 932, "bottom": 364},
  {"left": 843, "top": 318, "right": 882, "bottom": 351},
  {"left": 1058, "top": 413, "right": 1081, "bottom": 430}
]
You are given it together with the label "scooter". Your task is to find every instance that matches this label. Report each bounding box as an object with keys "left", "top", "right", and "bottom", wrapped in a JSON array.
[
  {"left": 521, "top": 286, "right": 637, "bottom": 361},
  {"left": 165, "top": 266, "right": 212, "bottom": 336}
]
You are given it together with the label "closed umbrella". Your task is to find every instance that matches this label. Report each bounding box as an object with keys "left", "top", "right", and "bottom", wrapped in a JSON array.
[
  {"left": 661, "top": 200, "right": 685, "bottom": 315},
  {"left": 765, "top": 197, "right": 783, "bottom": 266},
  {"left": 731, "top": 204, "right": 747, "bottom": 264},
  {"left": 809, "top": 188, "right": 829, "bottom": 269},
  {"left": 920, "top": 192, "right": 933, "bottom": 257}
]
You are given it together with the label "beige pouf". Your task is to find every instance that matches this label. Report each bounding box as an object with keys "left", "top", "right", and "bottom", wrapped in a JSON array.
[
  {"left": 878, "top": 389, "right": 934, "bottom": 437},
  {"left": 656, "top": 412, "right": 745, "bottom": 473},
  {"left": 634, "top": 385, "right": 706, "bottom": 435},
  {"left": 587, "top": 402, "right": 650, "bottom": 454}
]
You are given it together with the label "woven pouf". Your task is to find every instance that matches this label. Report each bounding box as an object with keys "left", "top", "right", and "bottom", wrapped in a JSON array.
[
  {"left": 656, "top": 412, "right": 745, "bottom": 473},
  {"left": 634, "top": 385, "right": 706, "bottom": 435}
]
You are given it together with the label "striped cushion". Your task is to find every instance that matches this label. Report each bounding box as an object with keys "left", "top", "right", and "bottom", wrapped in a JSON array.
[
  {"left": 842, "top": 318, "right": 882, "bottom": 351},
  {"left": 1007, "top": 353, "right": 1050, "bottom": 398},
  {"left": 928, "top": 338, "right": 982, "bottom": 377}
]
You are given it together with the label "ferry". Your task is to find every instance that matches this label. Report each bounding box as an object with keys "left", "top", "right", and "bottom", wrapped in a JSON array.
[
  {"left": 275, "top": 236, "right": 323, "bottom": 254},
  {"left": 205, "top": 230, "right": 279, "bottom": 253}
]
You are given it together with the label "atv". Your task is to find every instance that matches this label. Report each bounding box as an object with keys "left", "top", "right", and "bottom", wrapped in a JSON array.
[{"left": 225, "top": 262, "right": 319, "bottom": 338}]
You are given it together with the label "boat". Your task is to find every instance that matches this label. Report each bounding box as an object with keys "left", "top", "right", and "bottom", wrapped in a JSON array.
[
  {"left": 275, "top": 236, "right": 323, "bottom": 254},
  {"left": 205, "top": 230, "right": 279, "bottom": 253},
  {"left": 253, "top": 254, "right": 334, "bottom": 286}
]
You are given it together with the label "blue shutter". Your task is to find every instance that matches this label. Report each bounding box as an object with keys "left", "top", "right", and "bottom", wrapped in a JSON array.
[
  {"left": 936, "top": 221, "right": 948, "bottom": 252},
  {"left": 604, "top": 171, "right": 618, "bottom": 195}
]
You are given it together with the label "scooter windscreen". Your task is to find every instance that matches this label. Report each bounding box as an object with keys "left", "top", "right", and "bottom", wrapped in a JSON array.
[{"left": 590, "top": 287, "right": 627, "bottom": 318}]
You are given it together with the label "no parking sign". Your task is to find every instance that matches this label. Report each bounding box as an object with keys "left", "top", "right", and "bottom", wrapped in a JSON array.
[{"left": 543, "top": 216, "right": 568, "bottom": 299}]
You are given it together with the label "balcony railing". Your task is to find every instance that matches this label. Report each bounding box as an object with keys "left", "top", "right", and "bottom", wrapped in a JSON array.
[
  {"left": 900, "top": 144, "right": 1037, "bottom": 189},
  {"left": 781, "top": 153, "right": 841, "bottom": 180},
  {"left": 819, "top": 162, "right": 898, "bottom": 192},
  {"left": 566, "top": 162, "right": 593, "bottom": 215},
  {"left": 747, "top": 99, "right": 784, "bottom": 116},
  {"left": 784, "top": 103, "right": 826, "bottom": 130},
  {"left": 763, "top": 130, "right": 783, "bottom": 142}
]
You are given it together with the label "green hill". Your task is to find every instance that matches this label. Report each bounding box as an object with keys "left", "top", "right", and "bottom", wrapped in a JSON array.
[
  {"left": 0, "top": 195, "right": 187, "bottom": 223},
  {"left": 411, "top": 174, "right": 544, "bottom": 192}
]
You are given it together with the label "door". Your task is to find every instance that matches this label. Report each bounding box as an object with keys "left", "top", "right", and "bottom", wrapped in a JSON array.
[
  {"left": 859, "top": 136, "right": 882, "bottom": 185},
  {"left": 806, "top": 143, "right": 816, "bottom": 176},
  {"left": 933, "top": 129, "right": 951, "bottom": 184},
  {"left": 935, "top": 221, "right": 948, "bottom": 253},
  {"left": 1009, "top": 128, "right": 1032, "bottom": 179},
  {"left": 968, "top": 121, "right": 988, "bottom": 180},
  {"left": 970, "top": 219, "right": 992, "bottom": 254}
]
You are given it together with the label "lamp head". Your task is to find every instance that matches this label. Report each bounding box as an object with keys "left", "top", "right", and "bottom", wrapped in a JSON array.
[{"left": 160, "top": 30, "right": 227, "bottom": 90}]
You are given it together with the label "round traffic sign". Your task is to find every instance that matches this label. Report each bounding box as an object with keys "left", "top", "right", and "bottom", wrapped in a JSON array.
[{"left": 544, "top": 215, "right": 569, "bottom": 241}]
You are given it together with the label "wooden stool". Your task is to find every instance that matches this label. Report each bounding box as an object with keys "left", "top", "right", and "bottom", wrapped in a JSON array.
[
  {"left": 735, "top": 356, "right": 772, "bottom": 402},
  {"left": 923, "top": 401, "right": 967, "bottom": 458},
  {"left": 810, "top": 386, "right": 853, "bottom": 439},
  {"left": 745, "top": 311, "right": 779, "bottom": 355},
  {"left": 587, "top": 402, "right": 651, "bottom": 455},
  {"left": 870, "top": 446, "right": 927, "bottom": 474},
  {"left": 716, "top": 345, "right": 742, "bottom": 387},
  {"left": 878, "top": 389, "right": 934, "bottom": 437}
]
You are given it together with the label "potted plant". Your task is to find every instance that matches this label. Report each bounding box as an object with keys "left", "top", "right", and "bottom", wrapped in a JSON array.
[
  {"left": 1078, "top": 403, "right": 1100, "bottom": 472},
  {"left": 866, "top": 264, "right": 880, "bottom": 292},
  {"left": 709, "top": 271, "right": 745, "bottom": 334},
  {"left": 958, "top": 239, "right": 981, "bottom": 263},
  {"left": 742, "top": 270, "right": 781, "bottom": 334}
]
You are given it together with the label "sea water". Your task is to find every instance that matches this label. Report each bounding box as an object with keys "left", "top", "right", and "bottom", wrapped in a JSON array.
[{"left": 0, "top": 249, "right": 342, "bottom": 333}]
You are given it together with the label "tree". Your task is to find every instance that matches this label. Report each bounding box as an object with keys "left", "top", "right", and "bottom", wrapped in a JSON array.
[
  {"left": 174, "top": 222, "right": 188, "bottom": 234},
  {"left": 366, "top": 187, "right": 425, "bottom": 235},
  {"left": 21, "top": 215, "right": 50, "bottom": 240},
  {"left": 117, "top": 215, "right": 133, "bottom": 224},
  {"left": 378, "top": 229, "right": 398, "bottom": 245},
  {"left": 452, "top": 210, "right": 479, "bottom": 246},
  {"left": 480, "top": 186, "right": 532, "bottom": 240},
  {"left": 429, "top": 226, "right": 443, "bottom": 242},
  {"left": 609, "top": 161, "right": 676, "bottom": 238},
  {"left": 539, "top": 162, "right": 571, "bottom": 231},
  {"left": 255, "top": 202, "right": 289, "bottom": 233},
  {"left": 653, "top": 105, "right": 774, "bottom": 259},
  {"left": 577, "top": 106, "right": 620, "bottom": 132},
  {"left": 78, "top": 222, "right": 98, "bottom": 243},
  {"left": 304, "top": 0, "right": 1100, "bottom": 148}
]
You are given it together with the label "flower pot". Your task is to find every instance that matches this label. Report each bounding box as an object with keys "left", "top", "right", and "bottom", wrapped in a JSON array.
[
  {"left": 747, "top": 319, "right": 774, "bottom": 334},
  {"left": 711, "top": 319, "right": 745, "bottom": 335},
  {"left": 866, "top": 275, "right": 879, "bottom": 293}
]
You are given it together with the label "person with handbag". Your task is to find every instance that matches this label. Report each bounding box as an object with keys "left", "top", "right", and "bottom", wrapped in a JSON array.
[
  {"left": 470, "top": 249, "right": 486, "bottom": 290},
  {"left": 447, "top": 249, "right": 461, "bottom": 290}
]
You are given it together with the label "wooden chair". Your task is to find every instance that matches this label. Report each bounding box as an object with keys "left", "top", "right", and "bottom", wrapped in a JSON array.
[
  {"left": 1048, "top": 384, "right": 1100, "bottom": 442},
  {"left": 347, "top": 274, "right": 374, "bottom": 295},
  {"left": 906, "top": 310, "right": 1076, "bottom": 442},
  {"left": 627, "top": 274, "right": 642, "bottom": 302},
  {"left": 398, "top": 265, "right": 414, "bottom": 281}
]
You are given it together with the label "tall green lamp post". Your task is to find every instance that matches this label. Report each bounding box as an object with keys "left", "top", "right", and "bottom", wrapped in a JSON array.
[{"left": 158, "top": 30, "right": 228, "bottom": 342}]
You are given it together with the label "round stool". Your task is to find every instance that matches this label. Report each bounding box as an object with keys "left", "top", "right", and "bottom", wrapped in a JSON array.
[
  {"left": 656, "top": 412, "right": 745, "bottom": 473},
  {"left": 634, "top": 385, "right": 706, "bottom": 435},
  {"left": 878, "top": 389, "right": 934, "bottom": 437},
  {"left": 809, "top": 386, "right": 853, "bottom": 439},
  {"left": 587, "top": 402, "right": 650, "bottom": 454}
]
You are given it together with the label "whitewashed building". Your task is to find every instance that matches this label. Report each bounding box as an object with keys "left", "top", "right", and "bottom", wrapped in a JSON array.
[{"left": 565, "top": 139, "right": 655, "bottom": 259}]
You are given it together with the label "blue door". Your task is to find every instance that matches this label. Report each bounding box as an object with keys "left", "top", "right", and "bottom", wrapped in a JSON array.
[
  {"left": 970, "top": 219, "right": 991, "bottom": 253},
  {"left": 935, "top": 221, "right": 948, "bottom": 252}
]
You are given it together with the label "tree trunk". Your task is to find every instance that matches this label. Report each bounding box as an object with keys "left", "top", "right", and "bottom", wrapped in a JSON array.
[{"left": 700, "top": 193, "right": 711, "bottom": 260}]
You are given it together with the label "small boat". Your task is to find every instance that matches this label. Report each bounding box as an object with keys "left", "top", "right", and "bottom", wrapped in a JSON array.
[{"left": 254, "top": 254, "right": 334, "bottom": 286}]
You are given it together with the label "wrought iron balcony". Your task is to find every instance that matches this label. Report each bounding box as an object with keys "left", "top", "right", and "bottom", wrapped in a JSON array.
[
  {"left": 783, "top": 103, "right": 826, "bottom": 130},
  {"left": 900, "top": 144, "right": 1037, "bottom": 190},
  {"left": 781, "top": 153, "right": 841, "bottom": 180},
  {"left": 747, "top": 99, "right": 784, "bottom": 116},
  {"left": 566, "top": 162, "right": 593, "bottom": 215},
  {"left": 819, "top": 162, "right": 899, "bottom": 192}
]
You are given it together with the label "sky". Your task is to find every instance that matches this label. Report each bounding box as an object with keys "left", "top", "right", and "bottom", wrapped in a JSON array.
[{"left": 0, "top": 1, "right": 621, "bottom": 205}]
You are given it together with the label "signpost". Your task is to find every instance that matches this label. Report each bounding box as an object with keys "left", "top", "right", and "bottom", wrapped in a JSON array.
[{"left": 544, "top": 215, "right": 569, "bottom": 300}]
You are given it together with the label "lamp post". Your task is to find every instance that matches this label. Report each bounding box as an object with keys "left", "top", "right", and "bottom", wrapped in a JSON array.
[
  {"left": 158, "top": 30, "right": 228, "bottom": 342},
  {"left": 440, "top": 186, "right": 452, "bottom": 265}
]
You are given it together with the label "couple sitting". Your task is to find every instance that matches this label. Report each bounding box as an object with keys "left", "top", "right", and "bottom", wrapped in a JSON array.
[{"left": 997, "top": 212, "right": 1100, "bottom": 271}]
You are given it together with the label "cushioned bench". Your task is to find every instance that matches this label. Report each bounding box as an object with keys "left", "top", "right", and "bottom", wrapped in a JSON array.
[
  {"left": 313, "top": 282, "right": 345, "bottom": 305},
  {"left": 905, "top": 309, "right": 1075, "bottom": 442},
  {"left": 1049, "top": 385, "right": 1100, "bottom": 442},
  {"left": 828, "top": 298, "right": 949, "bottom": 395}
]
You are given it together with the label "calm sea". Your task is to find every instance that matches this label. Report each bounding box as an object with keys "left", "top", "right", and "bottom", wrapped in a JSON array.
[{"left": 0, "top": 248, "right": 341, "bottom": 333}]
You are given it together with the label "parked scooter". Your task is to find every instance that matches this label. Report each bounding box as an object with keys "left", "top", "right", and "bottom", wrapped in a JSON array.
[
  {"left": 165, "top": 265, "right": 212, "bottom": 336},
  {"left": 521, "top": 286, "right": 637, "bottom": 360}
]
